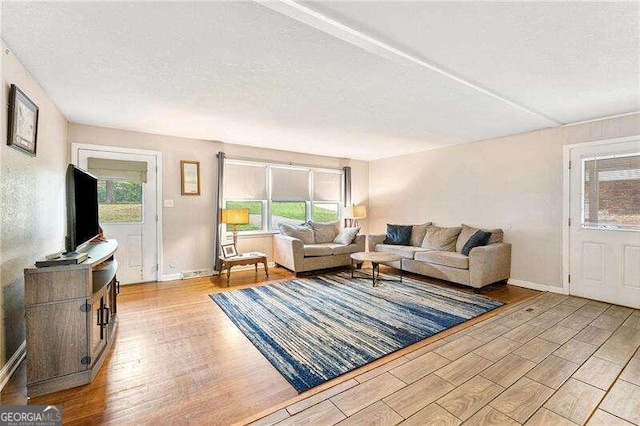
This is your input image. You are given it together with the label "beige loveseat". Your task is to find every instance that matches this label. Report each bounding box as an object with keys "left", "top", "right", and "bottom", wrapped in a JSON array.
[
  {"left": 368, "top": 223, "right": 511, "bottom": 289},
  {"left": 274, "top": 221, "right": 365, "bottom": 274}
]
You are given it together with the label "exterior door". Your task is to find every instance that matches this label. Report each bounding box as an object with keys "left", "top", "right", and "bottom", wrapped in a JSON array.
[
  {"left": 77, "top": 148, "right": 158, "bottom": 284},
  {"left": 569, "top": 138, "right": 640, "bottom": 308}
]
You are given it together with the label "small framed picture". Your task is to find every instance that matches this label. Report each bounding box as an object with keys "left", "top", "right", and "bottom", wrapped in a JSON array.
[
  {"left": 181, "top": 160, "right": 200, "bottom": 195},
  {"left": 7, "top": 84, "right": 39, "bottom": 156},
  {"left": 221, "top": 242, "right": 238, "bottom": 258}
]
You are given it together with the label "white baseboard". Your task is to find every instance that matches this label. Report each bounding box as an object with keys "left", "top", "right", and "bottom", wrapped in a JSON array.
[
  {"left": 508, "top": 279, "right": 569, "bottom": 295},
  {"left": 159, "top": 273, "right": 182, "bottom": 282},
  {"left": 182, "top": 269, "right": 214, "bottom": 279},
  {"left": 160, "top": 262, "right": 276, "bottom": 282},
  {"left": 0, "top": 340, "right": 26, "bottom": 391}
]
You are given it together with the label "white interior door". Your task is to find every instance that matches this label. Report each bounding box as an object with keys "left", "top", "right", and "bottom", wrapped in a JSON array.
[
  {"left": 77, "top": 148, "right": 158, "bottom": 284},
  {"left": 569, "top": 139, "right": 640, "bottom": 308}
]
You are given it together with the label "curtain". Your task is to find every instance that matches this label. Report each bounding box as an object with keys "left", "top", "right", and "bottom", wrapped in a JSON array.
[
  {"left": 225, "top": 162, "right": 268, "bottom": 200},
  {"left": 87, "top": 158, "right": 148, "bottom": 183},
  {"left": 343, "top": 166, "right": 352, "bottom": 227},
  {"left": 214, "top": 152, "right": 226, "bottom": 272},
  {"left": 271, "top": 167, "right": 310, "bottom": 200}
]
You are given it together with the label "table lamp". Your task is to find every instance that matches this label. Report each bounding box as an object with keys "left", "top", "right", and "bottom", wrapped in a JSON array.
[
  {"left": 221, "top": 208, "right": 250, "bottom": 247},
  {"left": 343, "top": 205, "right": 367, "bottom": 227}
]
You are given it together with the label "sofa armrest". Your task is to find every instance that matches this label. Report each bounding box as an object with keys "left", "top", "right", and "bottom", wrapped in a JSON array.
[
  {"left": 469, "top": 243, "right": 511, "bottom": 288},
  {"left": 353, "top": 234, "right": 366, "bottom": 252},
  {"left": 273, "top": 234, "right": 304, "bottom": 272},
  {"left": 367, "top": 234, "right": 386, "bottom": 252}
]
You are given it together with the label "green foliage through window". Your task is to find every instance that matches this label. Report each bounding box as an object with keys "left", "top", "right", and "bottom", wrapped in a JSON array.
[{"left": 98, "top": 179, "right": 143, "bottom": 223}]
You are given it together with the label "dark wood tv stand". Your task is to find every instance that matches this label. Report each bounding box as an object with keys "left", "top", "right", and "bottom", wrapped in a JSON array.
[{"left": 24, "top": 239, "right": 119, "bottom": 397}]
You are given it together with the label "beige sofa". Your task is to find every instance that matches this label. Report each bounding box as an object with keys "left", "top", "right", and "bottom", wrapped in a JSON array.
[
  {"left": 274, "top": 221, "right": 365, "bottom": 274},
  {"left": 368, "top": 223, "right": 511, "bottom": 289}
]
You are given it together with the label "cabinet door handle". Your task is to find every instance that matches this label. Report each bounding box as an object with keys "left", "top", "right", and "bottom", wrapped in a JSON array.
[
  {"left": 97, "top": 306, "right": 102, "bottom": 326},
  {"left": 103, "top": 306, "right": 110, "bottom": 325},
  {"left": 116, "top": 280, "right": 120, "bottom": 294}
]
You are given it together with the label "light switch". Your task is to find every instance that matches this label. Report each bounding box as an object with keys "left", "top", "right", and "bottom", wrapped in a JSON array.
[{"left": 164, "top": 199, "right": 175, "bottom": 208}]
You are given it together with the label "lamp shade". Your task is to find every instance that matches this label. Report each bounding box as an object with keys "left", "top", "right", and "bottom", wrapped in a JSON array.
[
  {"left": 343, "top": 205, "right": 367, "bottom": 219},
  {"left": 221, "top": 208, "right": 250, "bottom": 225}
]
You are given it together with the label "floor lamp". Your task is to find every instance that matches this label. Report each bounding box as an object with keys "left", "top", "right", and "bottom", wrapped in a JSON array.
[
  {"left": 343, "top": 205, "right": 367, "bottom": 227},
  {"left": 221, "top": 208, "right": 250, "bottom": 248}
]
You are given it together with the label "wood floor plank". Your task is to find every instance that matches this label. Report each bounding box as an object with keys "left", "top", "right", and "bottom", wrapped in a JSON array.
[
  {"left": 558, "top": 313, "right": 594, "bottom": 331},
  {"left": 433, "top": 353, "right": 493, "bottom": 386},
  {"left": 330, "top": 373, "right": 405, "bottom": 417},
  {"left": 587, "top": 409, "right": 634, "bottom": 425},
  {"left": 389, "top": 351, "right": 449, "bottom": 384},
  {"left": 573, "top": 356, "right": 623, "bottom": 391},
  {"left": 526, "top": 355, "right": 580, "bottom": 389},
  {"left": 525, "top": 408, "right": 578, "bottom": 426},
  {"left": 473, "top": 337, "right": 522, "bottom": 362},
  {"left": 436, "top": 375, "right": 504, "bottom": 421},
  {"left": 590, "top": 314, "right": 627, "bottom": 331},
  {"left": 433, "top": 335, "right": 486, "bottom": 361},
  {"left": 464, "top": 406, "right": 519, "bottom": 426},
  {"left": 574, "top": 325, "right": 614, "bottom": 347},
  {"left": 554, "top": 339, "right": 597, "bottom": 364},
  {"left": 503, "top": 323, "right": 542, "bottom": 344},
  {"left": 354, "top": 357, "right": 409, "bottom": 384},
  {"left": 466, "top": 324, "right": 511, "bottom": 343},
  {"left": 538, "top": 325, "right": 579, "bottom": 345},
  {"left": 544, "top": 378, "right": 605, "bottom": 424},
  {"left": 249, "top": 409, "right": 290, "bottom": 426},
  {"left": 335, "top": 401, "right": 403, "bottom": 426},
  {"left": 513, "top": 337, "right": 560, "bottom": 363},
  {"left": 286, "top": 379, "right": 359, "bottom": 415},
  {"left": 619, "top": 356, "right": 640, "bottom": 386},
  {"left": 481, "top": 353, "right": 536, "bottom": 388},
  {"left": 278, "top": 400, "right": 345, "bottom": 426},
  {"left": 382, "top": 374, "right": 455, "bottom": 418},
  {"left": 599, "top": 380, "right": 640, "bottom": 424},
  {"left": 400, "top": 403, "right": 461, "bottom": 426},
  {"left": 489, "top": 376, "right": 555, "bottom": 423}
]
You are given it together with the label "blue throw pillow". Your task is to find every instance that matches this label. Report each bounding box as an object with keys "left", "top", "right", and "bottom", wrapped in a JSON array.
[
  {"left": 384, "top": 224, "right": 412, "bottom": 246},
  {"left": 461, "top": 230, "right": 492, "bottom": 256}
]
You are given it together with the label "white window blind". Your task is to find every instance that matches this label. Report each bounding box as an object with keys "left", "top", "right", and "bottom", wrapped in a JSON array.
[
  {"left": 313, "top": 171, "right": 341, "bottom": 201},
  {"left": 224, "top": 162, "right": 267, "bottom": 200},
  {"left": 271, "top": 167, "right": 310, "bottom": 201},
  {"left": 87, "top": 158, "right": 148, "bottom": 183}
]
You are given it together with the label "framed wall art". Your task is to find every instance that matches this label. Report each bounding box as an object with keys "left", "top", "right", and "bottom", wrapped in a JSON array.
[{"left": 7, "top": 84, "right": 39, "bottom": 156}]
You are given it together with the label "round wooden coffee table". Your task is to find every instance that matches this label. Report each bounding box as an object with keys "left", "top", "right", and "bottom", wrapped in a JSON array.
[{"left": 350, "top": 252, "right": 403, "bottom": 287}]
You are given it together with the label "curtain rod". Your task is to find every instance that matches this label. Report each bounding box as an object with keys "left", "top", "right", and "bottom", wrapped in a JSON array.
[{"left": 224, "top": 154, "right": 345, "bottom": 172}]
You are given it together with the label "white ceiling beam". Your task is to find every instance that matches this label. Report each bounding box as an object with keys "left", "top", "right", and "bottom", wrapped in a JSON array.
[{"left": 256, "top": 0, "right": 562, "bottom": 127}]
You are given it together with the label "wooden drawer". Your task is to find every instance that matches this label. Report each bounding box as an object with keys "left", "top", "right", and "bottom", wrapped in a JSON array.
[{"left": 25, "top": 268, "right": 91, "bottom": 305}]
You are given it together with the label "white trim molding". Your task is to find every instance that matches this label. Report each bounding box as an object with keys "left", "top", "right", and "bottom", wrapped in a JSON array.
[
  {"left": 508, "top": 279, "right": 569, "bottom": 295},
  {"left": 0, "top": 340, "right": 26, "bottom": 391}
]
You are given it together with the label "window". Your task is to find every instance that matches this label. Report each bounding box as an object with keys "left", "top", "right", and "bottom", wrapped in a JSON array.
[
  {"left": 223, "top": 160, "right": 343, "bottom": 233},
  {"left": 97, "top": 179, "right": 143, "bottom": 223},
  {"left": 313, "top": 203, "right": 339, "bottom": 222},
  {"left": 582, "top": 153, "right": 640, "bottom": 230}
]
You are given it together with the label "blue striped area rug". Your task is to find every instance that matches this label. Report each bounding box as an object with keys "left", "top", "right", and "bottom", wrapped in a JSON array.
[{"left": 210, "top": 272, "right": 503, "bottom": 392}]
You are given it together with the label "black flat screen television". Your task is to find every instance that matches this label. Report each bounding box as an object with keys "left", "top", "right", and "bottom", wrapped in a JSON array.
[{"left": 65, "top": 164, "right": 100, "bottom": 253}]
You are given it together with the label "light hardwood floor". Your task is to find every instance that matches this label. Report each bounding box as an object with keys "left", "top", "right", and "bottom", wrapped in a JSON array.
[
  {"left": 249, "top": 290, "right": 640, "bottom": 426},
  {"left": 1, "top": 266, "right": 543, "bottom": 424}
]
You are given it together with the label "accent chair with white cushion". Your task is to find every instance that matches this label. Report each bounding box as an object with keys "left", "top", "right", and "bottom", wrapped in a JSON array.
[
  {"left": 274, "top": 221, "right": 365, "bottom": 274},
  {"left": 368, "top": 223, "right": 511, "bottom": 289}
]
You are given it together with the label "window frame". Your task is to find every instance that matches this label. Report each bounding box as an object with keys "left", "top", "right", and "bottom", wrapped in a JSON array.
[{"left": 223, "top": 160, "right": 343, "bottom": 236}]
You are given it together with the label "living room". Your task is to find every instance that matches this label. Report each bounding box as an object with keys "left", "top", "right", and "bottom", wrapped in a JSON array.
[{"left": 1, "top": 2, "right": 639, "bottom": 425}]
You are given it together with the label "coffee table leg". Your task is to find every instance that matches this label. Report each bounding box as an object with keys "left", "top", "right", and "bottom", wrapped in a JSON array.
[
  {"left": 351, "top": 258, "right": 354, "bottom": 279},
  {"left": 372, "top": 262, "right": 378, "bottom": 287},
  {"left": 400, "top": 258, "right": 403, "bottom": 283},
  {"left": 263, "top": 260, "right": 269, "bottom": 277}
]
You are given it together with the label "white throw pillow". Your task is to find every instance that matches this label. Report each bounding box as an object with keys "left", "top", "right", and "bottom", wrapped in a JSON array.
[
  {"left": 279, "top": 224, "right": 315, "bottom": 244},
  {"left": 333, "top": 227, "right": 360, "bottom": 245}
]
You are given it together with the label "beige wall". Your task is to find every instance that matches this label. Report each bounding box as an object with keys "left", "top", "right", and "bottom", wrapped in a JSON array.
[
  {"left": 68, "top": 123, "right": 369, "bottom": 278},
  {"left": 368, "top": 113, "right": 640, "bottom": 289},
  {"left": 0, "top": 44, "right": 69, "bottom": 367}
]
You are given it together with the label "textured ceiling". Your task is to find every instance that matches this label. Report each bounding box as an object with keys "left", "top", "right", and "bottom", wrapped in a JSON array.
[{"left": 1, "top": 1, "right": 638, "bottom": 160}]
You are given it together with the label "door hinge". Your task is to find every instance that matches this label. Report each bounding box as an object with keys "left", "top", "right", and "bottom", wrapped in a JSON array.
[
  {"left": 568, "top": 218, "right": 571, "bottom": 227},
  {"left": 156, "top": 215, "right": 158, "bottom": 222},
  {"left": 568, "top": 274, "right": 571, "bottom": 284},
  {"left": 568, "top": 160, "right": 572, "bottom": 170}
]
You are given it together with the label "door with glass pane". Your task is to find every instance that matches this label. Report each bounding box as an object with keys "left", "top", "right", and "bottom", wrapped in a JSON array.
[
  {"left": 77, "top": 148, "right": 158, "bottom": 284},
  {"left": 569, "top": 139, "right": 640, "bottom": 308}
]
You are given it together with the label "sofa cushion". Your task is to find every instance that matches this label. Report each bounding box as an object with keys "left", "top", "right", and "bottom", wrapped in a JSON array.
[
  {"left": 280, "top": 223, "right": 315, "bottom": 244},
  {"left": 421, "top": 225, "right": 462, "bottom": 251},
  {"left": 330, "top": 243, "right": 361, "bottom": 255},
  {"left": 375, "top": 244, "right": 429, "bottom": 259},
  {"left": 461, "top": 230, "right": 492, "bottom": 256},
  {"left": 334, "top": 227, "right": 360, "bottom": 245},
  {"left": 456, "top": 224, "right": 504, "bottom": 252},
  {"left": 303, "top": 244, "right": 334, "bottom": 257},
  {"left": 307, "top": 221, "right": 341, "bottom": 243},
  {"left": 411, "top": 223, "right": 432, "bottom": 247},
  {"left": 415, "top": 251, "right": 469, "bottom": 270},
  {"left": 384, "top": 224, "right": 412, "bottom": 245}
]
